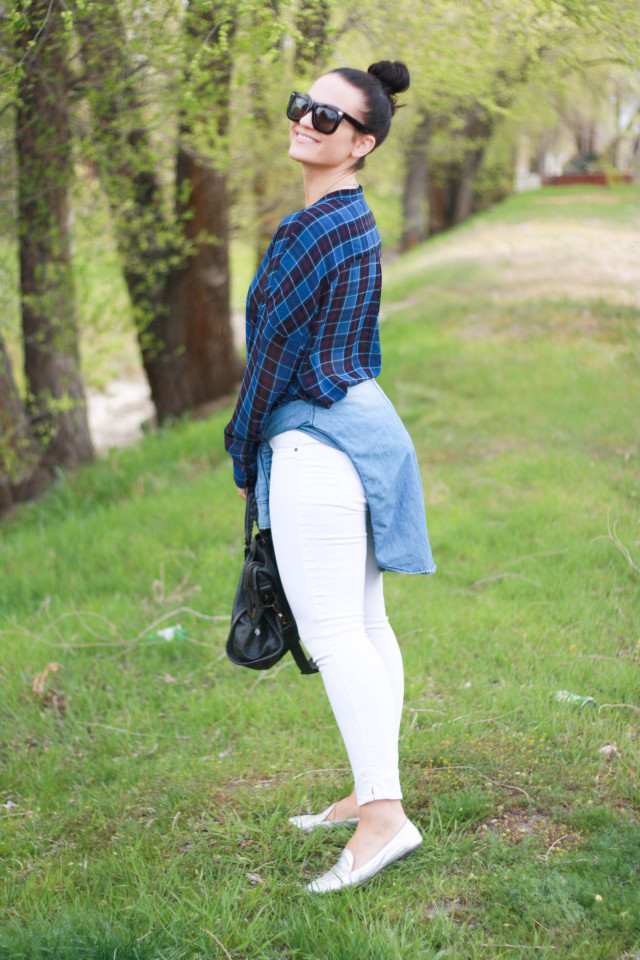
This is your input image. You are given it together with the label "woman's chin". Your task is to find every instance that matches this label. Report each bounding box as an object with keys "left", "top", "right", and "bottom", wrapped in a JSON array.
[
  {"left": 288, "top": 146, "right": 319, "bottom": 167},
  {"left": 288, "top": 142, "right": 310, "bottom": 161}
]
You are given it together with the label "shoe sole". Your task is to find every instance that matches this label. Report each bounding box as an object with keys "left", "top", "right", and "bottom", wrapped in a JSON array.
[{"left": 289, "top": 817, "right": 359, "bottom": 833}]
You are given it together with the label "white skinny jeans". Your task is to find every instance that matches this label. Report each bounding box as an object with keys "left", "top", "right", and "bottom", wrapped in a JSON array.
[{"left": 268, "top": 429, "right": 404, "bottom": 805}]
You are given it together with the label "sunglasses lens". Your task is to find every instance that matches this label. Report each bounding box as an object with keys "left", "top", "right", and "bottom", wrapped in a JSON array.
[
  {"left": 313, "top": 105, "right": 339, "bottom": 133},
  {"left": 287, "top": 93, "right": 342, "bottom": 134},
  {"left": 287, "top": 94, "right": 310, "bottom": 120}
]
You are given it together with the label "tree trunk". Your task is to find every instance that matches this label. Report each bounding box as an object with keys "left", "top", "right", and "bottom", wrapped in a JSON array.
[
  {"left": 172, "top": 1, "right": 242, "bottom": 404},
  {"left": 426, "top": 165, "right": 458, "bottom": 236},
  {"left": 426, "top": 107, "right": 493, "bottom": 235},
  {"left": 400, "top": 113, "right": 430, "bottom": 251},
  {"left": 72, "top": 1, "right": 189, "bottom": 419},
  {"left": 252, "top": 158, "right": 281, "bottom": 265},
  {"left": 250, "top": 1, "right": 287, "bottom": 264},
  {"left": 73, "top": 0, "right": 240, "bottom": 422},
  {"left": 295, "top": 0, "right": 331, "bottom": 69},
  {"left": 169, "top": 146, "right": 239, "bottom": 404},
  {"left": 15, "top": 0, "right": 93, "bottom": 468},
  {"left": 453, "top": 145, "right": 487, "bottom": 225},
  {"left": 0, "top": 335, "right": 50, "bottom": 514},
  {"left": 575, "top": 119, "right": 598, "bottom": 157}
]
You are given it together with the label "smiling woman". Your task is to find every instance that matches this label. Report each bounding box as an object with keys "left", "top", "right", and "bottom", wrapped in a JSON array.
[
  {"left": 286, "top": 65, "right": 406, "bottom": 205},
  {"left": 286, "top": 78, "right": 375, "bottom": 193},
  {"left": 223, "top": 60, "right": 435, "bottom": 894}
]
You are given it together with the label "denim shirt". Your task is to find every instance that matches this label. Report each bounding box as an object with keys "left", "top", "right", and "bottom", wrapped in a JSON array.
[{"left": 254, "top": 379, "right": 436, "bottom": 576}]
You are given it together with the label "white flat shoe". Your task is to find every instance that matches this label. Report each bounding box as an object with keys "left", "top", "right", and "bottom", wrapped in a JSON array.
[
  {"left": 289, "top": 803, "right": 360, "bottom": 833},
  {"left": 306, "top": 819, "right": 423, "bottom": 893}
]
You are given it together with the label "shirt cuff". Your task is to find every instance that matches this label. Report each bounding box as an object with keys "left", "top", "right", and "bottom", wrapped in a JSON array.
[{"left": 233, "top": 462, "right": 254, "bottom": 488}]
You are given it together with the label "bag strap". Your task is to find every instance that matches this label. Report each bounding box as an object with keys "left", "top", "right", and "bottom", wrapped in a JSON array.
[
  {"left": 244, "top": 487, "right": 258, "bottom": 554},
  {"left": 285, "top": 624, "right": 319, "bottom": 675},
  {"left": 277, "top": 583, "right": 318, "bottom": 676}
]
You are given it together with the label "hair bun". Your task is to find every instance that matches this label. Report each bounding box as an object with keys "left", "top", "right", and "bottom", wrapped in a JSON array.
[{"left": 367, "top": 60, "right": 410, "bottom": 96}]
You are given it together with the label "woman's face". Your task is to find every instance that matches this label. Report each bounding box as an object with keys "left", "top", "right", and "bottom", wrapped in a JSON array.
[{"left": 288, "top": 73, "right": 375, "bottom": 171}]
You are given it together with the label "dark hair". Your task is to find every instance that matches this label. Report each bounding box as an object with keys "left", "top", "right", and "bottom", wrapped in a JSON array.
[{"left": 328, "top": 60, "right": 410, "bottom": 171}]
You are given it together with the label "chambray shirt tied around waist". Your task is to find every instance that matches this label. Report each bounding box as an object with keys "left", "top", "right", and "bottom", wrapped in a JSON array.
[{"left": 256, "top": 379, "right": 436, "bottom": 576}]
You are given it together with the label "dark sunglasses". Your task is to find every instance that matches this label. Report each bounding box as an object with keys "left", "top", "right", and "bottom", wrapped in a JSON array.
[{"left": 286, "top": 91, "right": 371, "bottom": 135}]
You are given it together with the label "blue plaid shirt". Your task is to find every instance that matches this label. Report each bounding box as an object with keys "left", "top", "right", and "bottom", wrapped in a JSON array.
[{"left": 224, "top": 187, "right": 382, "bottom": 487}]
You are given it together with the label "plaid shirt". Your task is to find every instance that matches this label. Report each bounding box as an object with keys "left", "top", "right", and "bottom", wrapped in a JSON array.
[{"left": 224, "top": 187, "right": 382, "bottom": 487}]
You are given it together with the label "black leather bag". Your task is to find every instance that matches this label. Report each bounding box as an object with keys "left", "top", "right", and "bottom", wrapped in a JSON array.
[{"left": 226, "top": 489, "right": 318, "bottom": 674}]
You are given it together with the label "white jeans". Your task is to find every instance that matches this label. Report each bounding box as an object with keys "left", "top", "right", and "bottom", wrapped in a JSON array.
[{"left": 268, "top": 430, "right": 404, "bottom": 805}]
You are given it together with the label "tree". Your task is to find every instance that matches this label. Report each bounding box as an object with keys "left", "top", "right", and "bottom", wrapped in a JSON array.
[
  {"left": 14, "top": 0, "right": 93, "bottom": 466},
  {"left": 0, "top": 333, "right": 50, "bottom": 513},
  {"left": 400, "top": 112, "right": 429, "bottom": 251},
  {"left": 170, "top": 0, "right": 239, "bottom": 408},
  {"left": 360, "top": 0, "right": 640, "bottom": 244},
  {"left": 294, "top": 0, "right": 331, "bottom": 70},
  {"left": 246, "top": 0, "right": 288, "bottom": 264},
  {"left": 397, "top": 0, "right": 555, "bottom": 239},
  {"left": 71, "top": 0, "right": 241, "bottom": 422}
]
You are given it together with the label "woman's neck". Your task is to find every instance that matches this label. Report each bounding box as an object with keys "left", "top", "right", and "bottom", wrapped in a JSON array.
[{"left": 302, "top": 167, "right": 360, "bottom": 207}]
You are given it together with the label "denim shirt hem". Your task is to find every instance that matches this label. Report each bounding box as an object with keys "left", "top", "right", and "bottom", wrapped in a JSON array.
[{"left": 255, "top": 379, "right": 436, "bottom": 577}]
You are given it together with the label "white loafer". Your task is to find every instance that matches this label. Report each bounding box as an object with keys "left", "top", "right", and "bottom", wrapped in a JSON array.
[
  {"left": 306, "top": 819, "right": 423, "bottom": 893},
  {"left": 289, "top": 803, "right": 360, "bottom": 833}
]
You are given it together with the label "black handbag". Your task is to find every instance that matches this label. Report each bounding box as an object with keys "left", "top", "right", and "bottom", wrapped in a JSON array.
[{"left": 226, "top": 489, "right": 318, "bottom": 674}]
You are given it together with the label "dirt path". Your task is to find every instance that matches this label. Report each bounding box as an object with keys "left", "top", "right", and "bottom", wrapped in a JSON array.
[
  {"left": 87, "top": 378, "right": 156, "bottom": 452},
  {"left": 88, "top": 210, "right": 639, "bottom": 451},
  {"left": 86, "top": 312, "right": 246, "bottom": 452},
  {"left": 393, "top": 219, "right": 640, "bottom": 305}
]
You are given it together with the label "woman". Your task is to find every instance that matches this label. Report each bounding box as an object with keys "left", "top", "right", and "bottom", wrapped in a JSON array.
[{"left": 224, "top": 60, "right": 435, "bottom": 893}]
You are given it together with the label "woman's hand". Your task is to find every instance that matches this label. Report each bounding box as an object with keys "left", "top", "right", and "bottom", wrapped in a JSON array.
[{"left": 237, "top": 487, "right": 248, "bottom": 500}]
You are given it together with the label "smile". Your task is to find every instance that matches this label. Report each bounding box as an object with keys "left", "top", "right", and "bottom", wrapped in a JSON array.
[{"left": 294, "top": 130, "right": 319, "bottom": 144}]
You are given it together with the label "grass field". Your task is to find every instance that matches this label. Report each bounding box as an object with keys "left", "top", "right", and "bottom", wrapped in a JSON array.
[{"left": 1, "top": 185, "right": 640, "bottom": 959}]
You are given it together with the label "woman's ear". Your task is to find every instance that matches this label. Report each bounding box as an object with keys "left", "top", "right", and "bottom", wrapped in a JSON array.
[{"left": 352, "top": 133, "right": 376, "bottom": 160}]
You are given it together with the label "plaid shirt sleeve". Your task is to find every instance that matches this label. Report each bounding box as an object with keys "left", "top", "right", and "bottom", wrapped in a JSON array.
[{"left": 224, "top": 201, "right": 381, "bottom": 487}]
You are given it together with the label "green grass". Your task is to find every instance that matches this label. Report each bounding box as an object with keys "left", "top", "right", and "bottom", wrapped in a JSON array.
[
  {"left": 479, "top": 182, "right": 640, "bottom": 228},
  {"left": 1, "top": 186, "right": 640, "bottom": 959}
]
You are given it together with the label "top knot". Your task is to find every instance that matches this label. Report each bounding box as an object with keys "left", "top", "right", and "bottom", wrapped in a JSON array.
[
  {"left": 367, "top": 60, "right": 410, "bottom": 97},
  {"left": 324, "top": 61, "right": 411, "bottom": 170}
]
